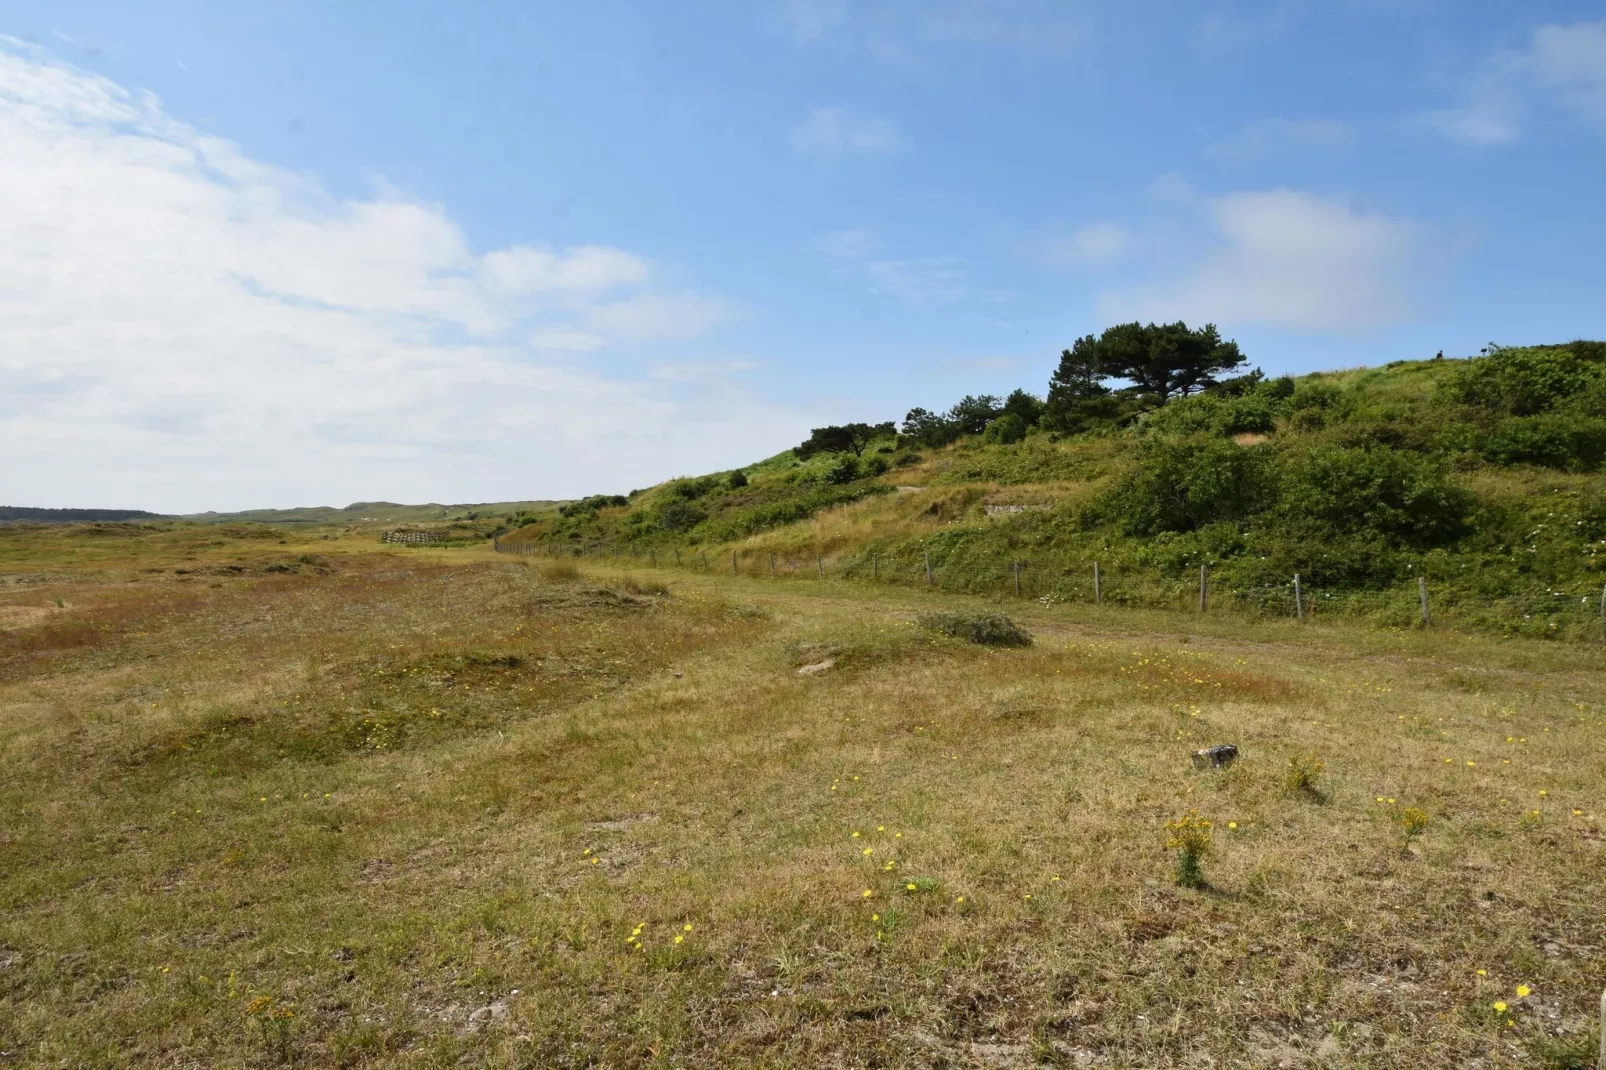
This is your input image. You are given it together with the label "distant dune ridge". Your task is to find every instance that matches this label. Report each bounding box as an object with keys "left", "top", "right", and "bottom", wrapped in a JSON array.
[{"left": 0, "top": 506, "right": 166, "bottom": 523}]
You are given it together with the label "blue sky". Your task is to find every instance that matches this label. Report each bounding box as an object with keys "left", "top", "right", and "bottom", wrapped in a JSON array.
[{"left": 3, "top": 1, "right": 1605, "bottom": 511}]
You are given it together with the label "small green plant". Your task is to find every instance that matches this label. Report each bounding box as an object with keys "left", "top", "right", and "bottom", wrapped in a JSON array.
[
  {"left": 1397, "top": 806, "right": 1430, "bottom": 848},
  {"left": 246, "top": 996, "right": 296, "bottom": 1063},
  {"left": 916, "top": 612, "right": 1032, "bottom": 647},
  {"left": 1165, "top": 809, "right": 1213, "bottom": 888},
  {"left": 1284, "top": 753, "right": 1326, "bottom": 799},
  {"left": 1527, "top": 1027, "right": 1600, "bottom": 1070}
]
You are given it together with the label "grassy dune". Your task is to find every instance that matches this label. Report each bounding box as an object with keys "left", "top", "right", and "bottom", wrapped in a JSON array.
[{"left": 2, "top": 528, "right": 1604, "bottom": 1067}]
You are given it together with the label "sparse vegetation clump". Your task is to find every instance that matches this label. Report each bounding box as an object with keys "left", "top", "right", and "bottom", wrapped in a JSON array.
[
  {"left": 916, "top": 610, "right": 1032, "bottom": 646},
  {"left": 1284, "top": 753, "right": 1327, "bottom": 799},
  {"left": 1164, "top": 809, "right": 1213, "bottom": 888}
]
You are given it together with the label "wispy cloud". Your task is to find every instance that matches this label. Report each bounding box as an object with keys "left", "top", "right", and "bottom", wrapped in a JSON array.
[
  {"left": 0, "top": 44, "right": 797, "bottom": 510},
  {"left": 812, "top": 227, "right": 883, "bottom": 262},
  {"left": 812, "top": 226, "right": 970, "bottom": 306},
  {"left": 1531, "top": 21, "right": 1606, "bottom": 129},
  {"left": 780, "top": 0, "right": 1087, "bottom": 59},
  {"left": 1098, "top": 189, "right": 1430, "bottom": 332},
  {"left": 865, "top": 257, "right": 968, "bottom": 306},
  {"left": 1206, "top": 117, "right": 1354, "bottom": 161},
  {"left": 789, "top": 106, "right": 903, "bottom": 156},
  {"left": 780, "top": 0, "right": 846, "bottom": 42},
  {"left": 1046, "top": 222, "right": 1130, "bottom": 266},
  {"left": 1416, "top": 20, "right": 1606, "bottom": 144}
]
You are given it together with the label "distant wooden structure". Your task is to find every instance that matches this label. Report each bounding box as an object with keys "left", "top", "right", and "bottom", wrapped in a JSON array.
[{"left": 380, "top": 529, "right": 446, "bottom": 545}]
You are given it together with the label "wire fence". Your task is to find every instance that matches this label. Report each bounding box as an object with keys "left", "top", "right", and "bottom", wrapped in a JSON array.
[{"left": 491, "top": 537, "right": 1606, "bottom": 643}]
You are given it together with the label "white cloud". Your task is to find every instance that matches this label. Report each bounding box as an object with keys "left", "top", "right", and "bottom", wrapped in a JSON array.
[
  {"left": 649, "top": 359, "right": 760, "bottom": 383},
  {"left": 789, "top": 107, "right": 903, "bottom": 156},
  {"left": 479, "top": 244, "right": 648, "bottom": 296},
  {"left": 1047, "top": 222, "right": 1130, "bottom": 266},
  {"left": 866, "top": 258, "right": 969, "bottom": 306},
  {"left": 1097, "top": 189, "right": 1427, "bottom": 332},
  {"left": 584, "top": 293, "right": 732, "bottom": 342},
  {"left": 1206, "top": 117, "right": 1354, "bottom": 160},
  {"left": 0, "top": 44, "right": 798, "bottom": 511},
  {"left": 527, "top": 328, "right": 608, "bottom": 352}
]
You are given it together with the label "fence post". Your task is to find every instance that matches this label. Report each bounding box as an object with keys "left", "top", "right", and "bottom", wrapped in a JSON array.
[
  {"left": 731, "top": 550, "right": 737, "bottom": 575},
  {"left": 816, "top": 555, "right": 823, "bottom": 578},
  {"left": 872, "top": 553, "right": 878, "bottom": 581},
  {"left": 674, "top": 549, "right": 681, "bottom": 566},
  {"left": 769, "top": 552, "right": 776, "bottom": 578},
  {"left": 1418, "top": 575, "right": 1430, "bottom": 628},
  {"left": 1600, "top": 582, "right": 1605, "bottom": 643},
  {"left": 649, "top": 550, "right": 656, "bottom": 567},
  {"left": 1199, "top": 563, "right": 1208, "bottom": 613},
  {"left": 924, "top": 551, "right": 933, "bottom": 586},
  {"left": 1293, "top": 573, "right": 1304, "bottom": 621},
  {"left": 1596, "top": 986, "right": 1605, "bottom": 1070},
  {"left": 1013, "top": 561, "right": 1021, "bottom": 598},
  {"left": 1094, "top": 561, "right": 1101, "bottom": 605}
]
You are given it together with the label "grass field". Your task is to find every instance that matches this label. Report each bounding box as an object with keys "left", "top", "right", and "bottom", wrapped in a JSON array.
[{"left": 2, "top": 525, "right": 1604, "bottom": 1068}]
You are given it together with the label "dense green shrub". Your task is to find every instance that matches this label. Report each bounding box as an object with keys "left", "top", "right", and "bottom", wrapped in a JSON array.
[
  {"left": 1448, "top": 346, "right": 1601, "bottom": 416},
  {"left": 654, "top": 499, "right": 707, "bottom": 532},
  {"left": 1102, "top": 436, "right": 1273, "bottom": 535},
  {"left": 824, "top": 455, "right": 862, "bottom": 484},
  {"left": 1482, "top": 415, "right": 1606, "bottom": 471},
  {"left": 982, "top": 412, "right": 1027, "bottom": 444},
  {"left": 917, "top": 612, "right": 1032, "bottom": 647},
  {"left": 1143, "top": 392, "right": 1278, "bottom": 437},
  {"left": 1271, "top": 444, "right": 1471, "bottom": 547}
]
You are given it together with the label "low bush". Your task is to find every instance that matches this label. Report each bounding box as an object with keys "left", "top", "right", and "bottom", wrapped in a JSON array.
[{"left": 916, "top": 611, "right": 1032, "bottom": 647}]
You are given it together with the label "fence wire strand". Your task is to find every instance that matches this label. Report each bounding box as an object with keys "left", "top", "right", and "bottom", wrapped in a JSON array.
[{"left": 490, "top": 538, "right": 1606, "bottom": 642}]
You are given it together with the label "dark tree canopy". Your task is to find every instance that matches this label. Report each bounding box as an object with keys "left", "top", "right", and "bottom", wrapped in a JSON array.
[
  {"left": 1043, "top": 336, "right": 1116, "bottom": 432},
  {"left": 1092, "top": 321, "right": 1245, "bottom": 404},
  {"left": 946, "top": 395, "right": 1003, "bottom": 435},
  {"left": 1001, "top": 388, "right": 1045, "bottom": 427},
  {"left": 795, "top": 421, "right": 897, "bottom": 459},
  {"left": 901, "top": 407, "right": 953, "bottom": 448}
]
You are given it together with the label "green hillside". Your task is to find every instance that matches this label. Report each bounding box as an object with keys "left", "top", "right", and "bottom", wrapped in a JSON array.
[{"left": 506, "top": 337, "right": 1606, "bottom": 640}]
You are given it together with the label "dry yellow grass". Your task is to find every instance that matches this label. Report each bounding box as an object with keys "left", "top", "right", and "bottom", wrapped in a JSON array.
[{"left": 1, "top": 526, "right": 1603, "bottom": 1068}]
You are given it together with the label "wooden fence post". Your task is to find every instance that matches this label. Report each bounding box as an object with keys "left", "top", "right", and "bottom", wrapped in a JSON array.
[
  {"left": 817, "top": 555, "right": 824, "bottom": 579},
  {"left": 924, "top": 551, "right": 933, "bottom": 586},
  {"left": 1094, "top": 561, "right": 1101, "bottom": 605},
  {"left": 1600, "top": 582, "right": 1605, "bottom": 643},
  {"left": 769, "top": 552, "right": 776, "bottom": 578},
  {"left": 731, "top": 550, "right": 737, "bottom": 575},
  {"left": 1418, "top": 575, "right": 1430, "bottom": 628},
  {"left": 1013, "top": 561, "right": 1021, "bottom": 598},
  {"left": 1596, "top": 986, "right": 1605, "bottom": 1070},
  {"left": 872, "top": 553, "right": 878, "bottom": 580},
  {"left": 1199, "top": 563, "right": 1208, "bottom": 613},
  {"left": 674, "top": 549, "right": 681, "bottom": 566},
  {"left": 1293, "top": 573, "right": 1304, "bottom": 621}
]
